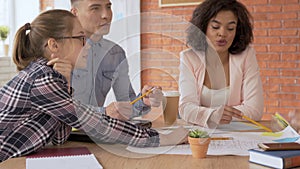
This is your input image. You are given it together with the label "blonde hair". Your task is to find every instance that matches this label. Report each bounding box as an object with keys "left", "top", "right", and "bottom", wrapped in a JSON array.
[{"left": 12, "top": 9, "right": 76, "bottom": 71}]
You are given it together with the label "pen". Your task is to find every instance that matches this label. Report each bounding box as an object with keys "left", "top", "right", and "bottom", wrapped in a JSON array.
[
  {"left": 130, "top": 88, "right": 154, "bottom": 105},
  {"left": 242, "top": 115, "right": 273, "bottom": 132},
  {"left": 211, "top": 137, "right": 233, "bottom": 140}
]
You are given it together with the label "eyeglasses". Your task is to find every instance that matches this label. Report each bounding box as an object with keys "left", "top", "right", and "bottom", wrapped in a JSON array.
[
  {"left": 44, "top": 35, "right": 86, "bottom": 47},
  {"left": 57, "top": 35, "right": 86, "bottom": 46}
]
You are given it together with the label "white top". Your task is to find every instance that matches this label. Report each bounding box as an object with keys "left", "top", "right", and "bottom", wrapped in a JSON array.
[{"left": 201, "top": 85, "right": 230, "bottom": 108}]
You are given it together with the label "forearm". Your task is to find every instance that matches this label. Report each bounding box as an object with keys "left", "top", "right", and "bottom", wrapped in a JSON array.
[
  {"left": 52, "top": 122, "right": 72, "bottom": 145},
  {"left": 72, "top": 101, "right": 159, "bottom": 147}
]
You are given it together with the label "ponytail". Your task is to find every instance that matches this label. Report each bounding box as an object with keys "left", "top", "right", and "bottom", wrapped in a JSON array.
[{"left": 12, "top": 23, "right": 33, "bottom": 71}]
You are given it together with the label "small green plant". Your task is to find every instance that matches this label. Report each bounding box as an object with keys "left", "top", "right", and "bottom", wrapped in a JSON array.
[
  {"left": 0, "top": 26, "right": 9, "bottom": 42},
  {"left": 188, "top": 129, "right": 209, "bottom": 138}
]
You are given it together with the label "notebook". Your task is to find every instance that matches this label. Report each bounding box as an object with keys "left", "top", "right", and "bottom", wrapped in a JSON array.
[{"left": 26, "top": 147, "right": 103, "bottom": 169}]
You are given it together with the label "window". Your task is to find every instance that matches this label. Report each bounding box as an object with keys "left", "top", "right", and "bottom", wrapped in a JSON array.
[{"left": 0, "top": 0, "right": 40, "bottom": 57}]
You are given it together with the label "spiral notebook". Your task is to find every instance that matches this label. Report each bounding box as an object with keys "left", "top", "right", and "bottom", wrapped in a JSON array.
[{"left": 26, "top": 147, "right": 103, "bottom": 169}]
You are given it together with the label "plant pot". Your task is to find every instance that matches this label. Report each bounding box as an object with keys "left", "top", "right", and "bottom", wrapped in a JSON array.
[
  {"left": 188, "top": 137, "right": 211, "bottom": 158},
  {"left": 4, "top": 44, "right": 9, "bottom": 56}
]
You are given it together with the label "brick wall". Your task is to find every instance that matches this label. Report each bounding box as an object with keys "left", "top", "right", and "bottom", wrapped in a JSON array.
[{"left": 141, "top": 0, "right": 300, "bottom": 119}]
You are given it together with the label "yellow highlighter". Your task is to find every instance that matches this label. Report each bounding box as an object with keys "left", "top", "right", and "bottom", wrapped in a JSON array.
[
  {"left": 273, "top": 112, "right": 289, "bottom": 129},
  {"left": 242, "top": 115, "right": 273, "bottom": 132}
]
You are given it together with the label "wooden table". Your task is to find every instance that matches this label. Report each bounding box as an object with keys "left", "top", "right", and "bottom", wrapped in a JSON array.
[{"left": 0, "top": 118, "right": 272, "bottom": 169}]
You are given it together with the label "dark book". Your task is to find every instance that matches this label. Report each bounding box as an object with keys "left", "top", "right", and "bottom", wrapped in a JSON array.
[{"left": 249, "top": 148, "right": 300, "bottom": 169}]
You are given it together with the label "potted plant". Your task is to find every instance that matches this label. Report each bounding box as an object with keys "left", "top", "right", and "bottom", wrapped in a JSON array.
[
  {"left": 0, "top": 25, "right": 10, "bottom": 56},
  {"left": 188, "top": 129, "right": 211, "bottom": 158}
]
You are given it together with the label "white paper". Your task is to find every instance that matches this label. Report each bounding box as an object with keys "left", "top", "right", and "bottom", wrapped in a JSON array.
[
  {"left": 26, "top": 154, "right": 103, "bottom": 169},
  {"left": 217, "top": 121, "right": 260, "bottom": 131},
  {"left": 127, "top": 126, "right": 300, "bottom": 156}
]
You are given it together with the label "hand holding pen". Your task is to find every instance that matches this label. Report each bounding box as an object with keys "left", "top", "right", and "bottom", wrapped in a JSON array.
[
  {"left": 220, "top": 106, "right": 243, "bottom": 124},
  {"left": 131, "top": 85, "right": 163, "bottom": 107}
]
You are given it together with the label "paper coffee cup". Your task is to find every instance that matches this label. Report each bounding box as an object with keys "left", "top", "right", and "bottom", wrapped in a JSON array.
[{"left": 163, "top": 91, "right": 180, "bottom": 125}]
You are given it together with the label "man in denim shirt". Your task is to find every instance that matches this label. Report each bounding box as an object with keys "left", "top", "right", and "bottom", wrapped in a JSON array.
[{"left": 70, "top": 0, "right": 163, "bottom": 119}]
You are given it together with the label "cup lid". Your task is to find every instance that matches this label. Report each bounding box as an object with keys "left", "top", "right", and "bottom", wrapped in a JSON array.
[{"left": 163, "top": 91, "right": 180, "bottom": 97}]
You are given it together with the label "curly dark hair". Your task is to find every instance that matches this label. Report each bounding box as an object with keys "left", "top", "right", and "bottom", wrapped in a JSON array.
[{"left": 186, "top": 0, "right": 253, "bottom": 54}]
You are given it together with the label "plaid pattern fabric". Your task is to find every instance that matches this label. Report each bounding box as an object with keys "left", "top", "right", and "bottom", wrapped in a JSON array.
[{"left": 0, "top": 58, "right": 159, "bottom": 162}]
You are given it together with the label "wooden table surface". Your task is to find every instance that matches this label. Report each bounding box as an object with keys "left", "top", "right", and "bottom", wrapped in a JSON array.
[{"left": 0, "top": 117, "right": 273, "bottom": 169}]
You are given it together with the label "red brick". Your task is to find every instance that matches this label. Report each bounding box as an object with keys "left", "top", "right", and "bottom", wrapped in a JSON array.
[
  {"left": 253, "top": 29, "right": 268, "bottom": 36},
  {"left": 260, "top": 69, "right": 280, "bottom": 76},
  {"left": 253, "top": 45, "right": 268, "bottom": 52},
  {"left": 240, "top": 0, "right": 268, "bottom": 5},
  {"left": 268, "top": 62, "right": 297, "bottom": 69},
  {"left": 281, "top": 37, "right": 300, "bottom": 44},
  {"left": 269, "top": 29, "right": 298, "bottom": 36},
  {"left": 256, "top": 53, "right": 280, "bottom": 61},
  {"left": 263, "top": 85, "right": 280, "bottom": 92},
  {"left": 253, "top": 5, "right": 282, "bottom": 13},
  {"left": 269, "top": 77, "right": 297, "bottom": 84},
  {"left": 266, "top": 107, "right": 294, "bottom": 115},
  {"left": 269, "top": 45, "right": 297, "bottom": 52},
  {"left": 269, "top": 0, "right": 299, "bottom": 4},
  {"left": 281, "top": 53, "right": 300, "bottom": 61},
  {"left": 283, "top": 4, "right": 300, "bottom": 12},
  {"left": 281, "top": 70, "right": 300, "bottom": 77},
  {"left": 265, "top": 99, "right": 280, "bottom": 107},
  {"left": 252, "top": 13, "right": 268, "bottom": 20},
  {"left": 281, "top": 86, "right": 300, "bottom": 93},
  {"left": 254, "top": 37, "right": 280, "bottom": 44},
  {"left": 262, "top": 113, "right": 273, "bottom": 120},
  {"left": 284, "top": 20, "right": 300, "bottom": 28},
  {"left": 281, "top": 100, "right": 300, "bottom": 107},
  {"left": 266, "top": 93, "right": 297, "bottom": 100},
  {"left": 254, "top": 21, "right": 282, "bottom": 29},
  {"left": 268, "top": 12, "right": 298, "bottom": 20}
]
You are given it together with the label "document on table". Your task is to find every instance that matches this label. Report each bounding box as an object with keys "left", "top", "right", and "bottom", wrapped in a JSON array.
[
  {"left": 154, "top": 121, "right": 260, "bottom": 132},
  {"left": 217, "top": 121, "right": 260, "bottom": 131},
  {"left": 127, "top": 126, "right": 300, "bottom": 156}
]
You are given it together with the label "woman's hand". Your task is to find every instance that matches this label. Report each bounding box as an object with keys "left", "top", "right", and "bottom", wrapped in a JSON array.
[
  {"left": 47, "top": 54, "right": 72, "bottom": 92},
  {"left": 141, "top": 85, "right": 163, "bottom": 107},
  {"left": 219, "top": 106, "right": 243, "bottom": 124}
]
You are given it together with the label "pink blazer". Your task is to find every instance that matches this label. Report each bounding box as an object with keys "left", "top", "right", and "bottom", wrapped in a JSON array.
[{"left": 179, "top": 46, "right": 263, "bottom": 127}]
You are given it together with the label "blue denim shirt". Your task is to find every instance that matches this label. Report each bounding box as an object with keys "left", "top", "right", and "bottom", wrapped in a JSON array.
[{"left": 72, "top": 38, "right": 150, "bottom": 118}]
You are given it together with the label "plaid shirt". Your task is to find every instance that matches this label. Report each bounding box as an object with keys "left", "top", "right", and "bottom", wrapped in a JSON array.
[{"left": 0, "top": 58, "right": 159, "bottom": 162}]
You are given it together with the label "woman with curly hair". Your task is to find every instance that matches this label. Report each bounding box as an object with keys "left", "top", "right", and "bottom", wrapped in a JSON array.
[{"left": 179, "top": 0, "right": 263, "bottom": 128}]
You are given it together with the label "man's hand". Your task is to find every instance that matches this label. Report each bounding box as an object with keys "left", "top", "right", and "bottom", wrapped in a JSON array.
[
  {"left": 141, "top": 85, "right": 163, "bottom": 107},
  {"left": 289, "top": 110, "right": 300, "bottom": 133},
  {"left": 105, "top": 102, "right": 133, "bottom": 120},
  {"left": 219, "top": 106, "right": 243, "bottom": 124}
]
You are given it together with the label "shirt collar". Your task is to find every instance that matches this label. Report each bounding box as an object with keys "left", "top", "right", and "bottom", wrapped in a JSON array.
[{"left": 87, "top": 37, "right": 103, "bottom": 46}]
